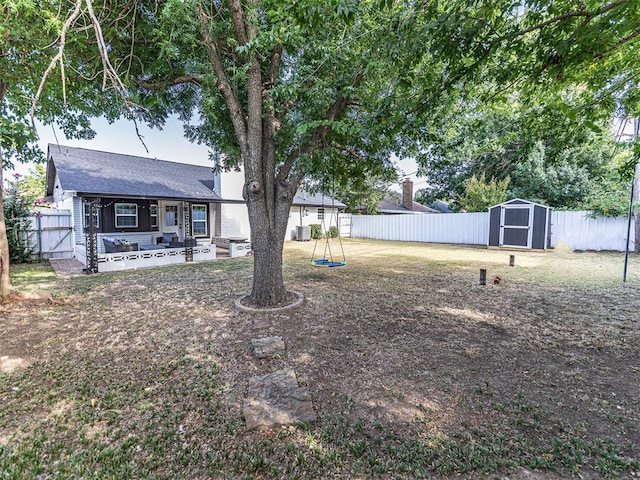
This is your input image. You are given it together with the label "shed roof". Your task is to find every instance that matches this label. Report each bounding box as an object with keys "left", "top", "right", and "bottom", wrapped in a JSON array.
[
  {"left": 46, "top": 144, "right": 226, "bottom": 203},
  {"left": 489, "top": 198, "right": 551, "bottom": 210}
]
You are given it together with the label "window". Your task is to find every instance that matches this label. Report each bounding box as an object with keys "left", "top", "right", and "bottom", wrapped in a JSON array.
[
  {"left": 83, "top": 202, "right": 100, "bottom": 231},
  {"left": 115, "top": 203, "right": 138, "bottom": 228},
  {"left": 165, "top": 205, "right": 178, "bottom": 226},
  {"left": 317, "top": 208, "right": 324, "bottom": 220},
  {"left": 192, "top": 204, "right": 207, "bottom": 237},
  {"left": 150, "top": 204, "right": 158, "bottom": 230}
]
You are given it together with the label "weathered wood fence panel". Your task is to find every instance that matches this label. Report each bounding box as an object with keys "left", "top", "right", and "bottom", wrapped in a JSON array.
[{"left": 27, "top": 209, "right": 75, "bottom": 259}]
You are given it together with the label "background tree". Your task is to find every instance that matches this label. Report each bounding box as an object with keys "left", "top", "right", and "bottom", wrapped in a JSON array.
[
  {"left": 406, "top": 0, "right": 639, "bottom": 213},
  {"left": 414, "top": 104, "right": 631, "bottom": 212},
  {"left": 16, "top": 165, "right": 48, "bottom": 205},
  {"left": 456, "top": 174, "right": 510, "bottom": 212}
]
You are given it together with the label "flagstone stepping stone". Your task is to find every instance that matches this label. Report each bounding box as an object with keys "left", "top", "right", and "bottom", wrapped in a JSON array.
[
  {"left": 251, "top": 336, "right": 285, "bottom": 359},
  {"left": 252, "top": 317, "right": 271, "bottom": 330},
  {"left": 243, "top": 368, "right": 316, "bottom": 430}
]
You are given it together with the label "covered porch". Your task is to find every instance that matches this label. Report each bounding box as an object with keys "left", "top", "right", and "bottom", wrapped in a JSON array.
[{"left": 80, "top": 198, "right": 251, "bottom": 273}]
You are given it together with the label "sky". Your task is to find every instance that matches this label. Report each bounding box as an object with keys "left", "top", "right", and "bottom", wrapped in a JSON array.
[{"left": 11, "top": 115, "right": 421, "bottom": 192}]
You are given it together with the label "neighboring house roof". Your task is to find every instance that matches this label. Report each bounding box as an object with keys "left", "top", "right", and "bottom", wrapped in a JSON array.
[
  {"left": 430, "top": 199, "right": 453, "bottom": 213},
  {"left": 46, "top": 144, "right": 228, "bottom": 203},
  {"left": 293, "top": 190, "right": 347, "bottom": 209},
  {"left": 377, "top": 193, "right": 440, "bottom": 214}
]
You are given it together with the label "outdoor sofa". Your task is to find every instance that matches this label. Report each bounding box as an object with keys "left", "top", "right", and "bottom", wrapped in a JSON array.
[{"left": 103, "top": 237, "right": 139, "bottom": 253}]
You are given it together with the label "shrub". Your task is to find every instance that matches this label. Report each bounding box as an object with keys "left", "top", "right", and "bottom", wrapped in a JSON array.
[
  {"left": 327, "top": 226, "right": 339, "bottom": 238},
  {"left": 3, "top": 174, "right": 35, "bottom": 263},
  {"left": 310, "top": 224, "right": 322, "bottom": 239}
]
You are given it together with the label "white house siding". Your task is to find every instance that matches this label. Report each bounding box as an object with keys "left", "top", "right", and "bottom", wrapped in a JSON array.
[
  {"left": 219, "top": 169, "right": 251, "bottom": 239},
  {"left": 220, "top": 204, "right": 251, "bottom": 239},
  {"left": 71, "top": 197, "right": 82, "bottom": 247},
  {"left": 285, "top": 205, "right": 342, "bottom": 240}
]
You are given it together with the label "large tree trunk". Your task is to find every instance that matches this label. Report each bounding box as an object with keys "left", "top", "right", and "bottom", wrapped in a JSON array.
[
  {"left": 248, "top": 210, "right": 287, "bottom": 306},
  {"left": 0, "top": 160, "right": 13, "bottom": 300},
  {"left": 244, "top": 135, "right": 296, "bottom": 308},
  {"left": 0, "top": 82, "right": 15, "bottom": 300}
]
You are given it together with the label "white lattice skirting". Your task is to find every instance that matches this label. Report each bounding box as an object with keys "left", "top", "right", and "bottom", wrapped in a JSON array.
[{"left": 95, "top": 245, "right": 217, "bottom": 272}]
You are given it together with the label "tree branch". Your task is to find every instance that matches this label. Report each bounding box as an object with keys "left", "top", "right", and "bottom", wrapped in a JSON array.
[
  {"left": 30, "top": 0, "right": 83, "bottom": 128},
  {"left": 265, "top": 45, "right": 282, "bottom": 88},
  {"left": 277, "top": 94, "right": 350, "bottom": 184},
  {"left": 513, "top": 0, "right": 629, "bottom": 37},
  {"left": 332, "top": 142, "right": 362, "bottom": 160},
  {"left": 229, "top": 0, "right": 249, "bottom": 46},
  {"left": 85, "top": 0, "right": 127, "bottom": 93},
  {"left": 132, "top": 75, "right": 202, "bottom": 90},
  {"left": 197, "top": 4, "right": 248, "bottom": 156},
  {"left": 595, "top": 29, "right": 640, "bottom": 59}
]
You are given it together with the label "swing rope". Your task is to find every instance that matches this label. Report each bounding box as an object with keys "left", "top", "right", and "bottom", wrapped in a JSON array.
[{"left": 310, "top": 161, "right": 346, "bottom": 268}]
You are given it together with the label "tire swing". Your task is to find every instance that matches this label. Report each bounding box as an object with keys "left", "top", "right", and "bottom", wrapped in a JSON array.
[{"left": 310, "top": 168, "right": 346, "bottom": 268}]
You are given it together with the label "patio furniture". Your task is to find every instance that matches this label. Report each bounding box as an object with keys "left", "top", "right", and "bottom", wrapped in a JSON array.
[
  {"left": 139, "top": 244, "right": 166, "bottom": 251},
  {"left": 103, "top": 237, "right": 139, "bottom": 253},
  {"left": 156, "top": 232, "right": 179, "bottom": 247},
  {"left": 211, "top": 236, "right": 252, "bottom": 257}
]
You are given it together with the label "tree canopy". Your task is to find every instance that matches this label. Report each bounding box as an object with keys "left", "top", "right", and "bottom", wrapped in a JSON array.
[{"left": 1, "top": 0, "right": 639, "bottom": 303}]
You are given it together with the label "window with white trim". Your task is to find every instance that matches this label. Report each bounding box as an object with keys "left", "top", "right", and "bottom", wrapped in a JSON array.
[
  {"left": 150, "top": 204, "right": 158, "bottom": 230},
  {"left": 165, "top": 205, "right": 178, "bottom": 226},
  {"left": 83, "top": 202, "right": 100, "bottom": 231},
  {"left": 317, "top": 208, "right": 325, "bottom": 220},
  {"left": 192, "top": 204, "right": 207, "bottom": 237},
  {"left": 115, "top": 203, "right": 138, "bottom": 228}
]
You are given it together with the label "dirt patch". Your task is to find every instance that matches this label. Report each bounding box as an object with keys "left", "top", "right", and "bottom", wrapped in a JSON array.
[{"left": 1, "top": 243, "right": 639, "bottom": 478}]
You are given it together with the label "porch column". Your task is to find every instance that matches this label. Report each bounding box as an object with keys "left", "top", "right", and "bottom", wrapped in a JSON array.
[
  {"left": 83, "top": 198, "right": 100, "bottom": 274},
  {"left": 183, "top": 201, "right": 193, "bottom": 262}
]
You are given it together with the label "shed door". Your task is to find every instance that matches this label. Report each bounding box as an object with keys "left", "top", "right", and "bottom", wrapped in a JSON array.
[{"left": 500, "top": 205, "right": 533, "bottom": 248}]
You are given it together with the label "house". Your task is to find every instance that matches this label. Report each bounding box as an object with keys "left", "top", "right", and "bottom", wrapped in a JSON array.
[
  {"left": 286, "top": 191, "right": 347, "bottom": 240},
  {"left": 45, "top": 144, "right": 346, "bottom": 271},
  {"left": 46, "top": 144, "right": 248, "bottom": 272},
  {"left": 429, "top": 199, "right": 453, "bottom": 213},
  {"left": 375, "top": 179, "right": 440, "bottom": 214}
]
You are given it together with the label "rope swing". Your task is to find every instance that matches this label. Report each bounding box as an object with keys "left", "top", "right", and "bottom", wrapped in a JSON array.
[{"left": 310, "top": 162, "right": 346, "bottom": 268}]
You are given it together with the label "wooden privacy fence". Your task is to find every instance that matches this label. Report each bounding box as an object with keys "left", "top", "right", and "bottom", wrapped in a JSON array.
[
  {"left": 349, "top": 210, "right": 637, "bottom": 252},
  {"left": 26, "top": 209, "right": 75, "bottom": 259}
]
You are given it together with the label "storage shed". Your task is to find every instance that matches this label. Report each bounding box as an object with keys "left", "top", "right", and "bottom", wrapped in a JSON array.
[{"left": 488, "top": 199, "right": 552, "bottom": 250}]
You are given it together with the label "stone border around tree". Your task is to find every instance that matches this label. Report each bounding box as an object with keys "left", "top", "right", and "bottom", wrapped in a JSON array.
[{"left": 234, "top": 290, "right": 304, "bottom": 313}]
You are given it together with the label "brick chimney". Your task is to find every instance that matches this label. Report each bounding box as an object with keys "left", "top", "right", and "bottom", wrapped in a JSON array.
[{"left": 402, "top": 178, "right": 413, "bottom": 210}]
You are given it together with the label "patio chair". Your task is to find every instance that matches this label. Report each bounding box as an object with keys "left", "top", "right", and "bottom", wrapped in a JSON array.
[{"left": 103, "top": 237, "right": 138, "bottom": 253}]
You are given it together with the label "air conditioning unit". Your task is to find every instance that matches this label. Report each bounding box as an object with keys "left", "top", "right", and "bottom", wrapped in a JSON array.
[{"left": 296, "top": 225, "right": 311, "bottom": 241}]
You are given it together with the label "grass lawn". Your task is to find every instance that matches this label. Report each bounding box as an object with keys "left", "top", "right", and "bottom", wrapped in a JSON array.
[{"left": 1, "top": 239, "right": 639, "bottom": 479}]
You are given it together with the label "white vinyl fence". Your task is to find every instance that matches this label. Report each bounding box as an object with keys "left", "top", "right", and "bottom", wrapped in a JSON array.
[
  {"left": 550, "top": 211, "right": 634, "bottom": 252},
  {"left": 350, "top": 210, "right": 636, "bottom": 252},
  {"left": 351, "top": 212, "right": 489, "bottom": 245}
]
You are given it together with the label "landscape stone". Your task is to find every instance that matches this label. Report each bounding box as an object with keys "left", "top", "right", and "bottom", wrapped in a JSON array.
[
  {"left": 251, "top": 336, "right": 285, "bottom": 358},
  {"left": 252, "top": 317, "right": 271, "bottom": 330},
  {"left": 243, "top": 368, "right": 317, "bottom": 430}
]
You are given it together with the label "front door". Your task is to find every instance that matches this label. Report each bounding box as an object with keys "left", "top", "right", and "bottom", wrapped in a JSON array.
[
  {"left": 161, "top": 202, "right": 183, "bottom": 239},
  {"left": 500, "top": 205, "right": 533, "bottom": 248}
]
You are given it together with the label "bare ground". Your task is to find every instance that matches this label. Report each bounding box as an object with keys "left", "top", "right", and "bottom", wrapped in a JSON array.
[{"left": 1, "top": 239, "right": 639, "bottom": 479}]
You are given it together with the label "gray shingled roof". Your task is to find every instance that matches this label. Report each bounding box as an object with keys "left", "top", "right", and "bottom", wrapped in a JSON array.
[
  {"left": 47, "top": 144, "right": 224, "bottom": 202},
  {"left": 377, "top": 194, "right": 440, "bottom": 214},
  {"left": 293, "top": 190, "right": 347, "bottom": 208}
]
